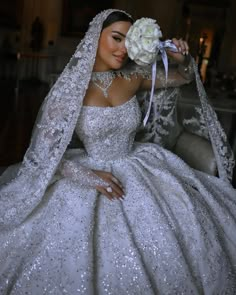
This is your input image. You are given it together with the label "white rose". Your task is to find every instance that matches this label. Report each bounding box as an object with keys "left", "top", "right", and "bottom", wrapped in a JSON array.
[{"left": 125, "top": 18, "right": 163, "bottom": 66}]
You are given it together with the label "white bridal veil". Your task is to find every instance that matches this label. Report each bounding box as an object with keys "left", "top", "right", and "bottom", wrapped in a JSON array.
[{"left": 0, "top": 9, "right": 234, "bottom": 230}]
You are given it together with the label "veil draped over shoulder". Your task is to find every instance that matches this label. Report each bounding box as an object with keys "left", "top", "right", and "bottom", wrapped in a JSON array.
[
  {"left": 0, "top": 9, "right": 120, "bottom": 228},
  {"left": 0, "top": 9, "right": 234, "bottom": 230},
  {"left": 136, "top": 61, "right": 234, "bottom": 181}
]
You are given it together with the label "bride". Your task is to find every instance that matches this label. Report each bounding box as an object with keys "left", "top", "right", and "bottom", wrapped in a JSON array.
[{"left": 0, "top": 9, "right": 236, "bottom": 295}]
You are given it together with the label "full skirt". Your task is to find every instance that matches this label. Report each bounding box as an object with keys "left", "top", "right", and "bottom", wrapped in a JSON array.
[{"left": 0, "top": 142, "right": 236, "bottom": 294}]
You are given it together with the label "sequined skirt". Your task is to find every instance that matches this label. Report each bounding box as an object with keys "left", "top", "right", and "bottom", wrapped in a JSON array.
[{"left": 1, "top": 142, "right": 236, "bottom": 294}]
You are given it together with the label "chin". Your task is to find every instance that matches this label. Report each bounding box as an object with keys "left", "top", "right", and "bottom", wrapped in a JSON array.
[
  {"left": 112, "top": 65, "right": 123, "bottom": 70},
  {"left": 112, "top": 61, "right": 128, "bottom": 70}
]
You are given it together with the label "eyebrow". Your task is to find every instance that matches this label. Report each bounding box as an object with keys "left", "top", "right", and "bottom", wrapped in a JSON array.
[{"left": 111, "top": 31, "right": 126, "bottom": 38}]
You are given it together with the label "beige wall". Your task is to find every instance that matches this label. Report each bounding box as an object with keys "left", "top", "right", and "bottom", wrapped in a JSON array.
[
  {"left": 20, "top": 0, "right": 62, "bottom": 49},
  {"left": 18, "top": 0, "right": 236, "bottom": 71},
  {"left": 19, "top": 0, "right": 182, "bottom": 50}
]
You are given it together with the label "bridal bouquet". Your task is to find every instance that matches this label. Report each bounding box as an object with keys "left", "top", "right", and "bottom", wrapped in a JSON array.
[
  {"left": 125, "top": 18, "right": 163, "bottom": 66},
  {"left": 125, "top": 17, "right": 178, "bottom": 125}
]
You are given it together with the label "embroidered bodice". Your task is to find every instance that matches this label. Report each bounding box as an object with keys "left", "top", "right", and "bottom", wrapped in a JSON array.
[{"left": 75, "top": 96, "right": 141, "bottom": 161}]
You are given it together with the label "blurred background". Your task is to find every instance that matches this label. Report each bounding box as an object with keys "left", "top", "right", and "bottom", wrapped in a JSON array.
[{"left": 0, "top": 0, "right": 236, "bottom": 183}]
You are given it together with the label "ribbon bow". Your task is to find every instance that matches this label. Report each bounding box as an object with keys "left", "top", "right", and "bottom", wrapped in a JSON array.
[{"left": 143, "top": 40, "right": 178, "bottom": 126}]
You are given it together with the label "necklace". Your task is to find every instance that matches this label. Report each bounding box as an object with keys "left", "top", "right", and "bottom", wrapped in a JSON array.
[{"left": 91, "top": 71, "right": 116, "bottom": 97}]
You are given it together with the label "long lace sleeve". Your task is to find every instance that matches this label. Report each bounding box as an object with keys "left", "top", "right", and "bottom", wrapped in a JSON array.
[
  {"left": 156, "top": 56, "right": 194, "bottom": 88},
  {"left": 25, "top": 99, "right": 108, "bottom": 189},
  {"left": 136, "top": 58, "right": 235, "bottom": 183},
  {"left": 58, "top": 159, "right": 108, "bottom": 188},
  {"left": 137, "top": 56, "right": 194, "bottom": 90},
  {"left": 0, "top": 9, "right": 127, "bottom": 230}
]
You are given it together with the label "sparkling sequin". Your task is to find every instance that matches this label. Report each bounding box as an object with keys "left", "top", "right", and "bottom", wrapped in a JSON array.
[{"left": 0, "top": 94, "right": 236, "bottom": 294}]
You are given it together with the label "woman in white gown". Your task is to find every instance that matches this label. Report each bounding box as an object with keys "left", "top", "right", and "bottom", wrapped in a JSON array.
[{"left": 0, "top": 9, "right": 236, "bottom": 295}]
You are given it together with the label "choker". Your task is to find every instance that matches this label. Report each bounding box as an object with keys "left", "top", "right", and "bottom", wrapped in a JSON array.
[{"left": 91, "top": 71, "right": 116, "bottom": 97}]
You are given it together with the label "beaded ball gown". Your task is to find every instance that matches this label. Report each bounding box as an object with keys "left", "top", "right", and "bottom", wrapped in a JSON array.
[{"left": 0, "top": 93, "right": 236, "bottom": 294}]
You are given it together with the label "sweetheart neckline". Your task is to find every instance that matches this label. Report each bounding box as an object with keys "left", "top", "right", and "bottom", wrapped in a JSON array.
[{"left": 82, "top": 95, "right": 136, "bottom": 109}]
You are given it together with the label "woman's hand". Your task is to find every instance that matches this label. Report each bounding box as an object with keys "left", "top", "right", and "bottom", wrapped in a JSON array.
[
  {"left": 92, "top": 170, "right": 125, "bottom": 201},
  {"left": 166, "top": 38, "right": 190, "bottom": 65}
]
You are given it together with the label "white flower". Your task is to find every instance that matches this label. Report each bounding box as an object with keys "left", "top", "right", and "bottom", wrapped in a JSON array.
[{"left": 125, "top": 18, "right": 162, "bottom": 66}]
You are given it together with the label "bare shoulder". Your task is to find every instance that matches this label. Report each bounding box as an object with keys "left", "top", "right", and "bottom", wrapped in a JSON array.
[
  {"left": 108, "top": 74, "right": 142, "bottom": 102},
  {"left": 117, "top": 62, "right": 152, "bottom": 92}
]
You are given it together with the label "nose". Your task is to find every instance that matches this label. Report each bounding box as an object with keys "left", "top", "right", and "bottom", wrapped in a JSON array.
[{"left": 120, "top": 43, "right": 127, "bottom": 54}]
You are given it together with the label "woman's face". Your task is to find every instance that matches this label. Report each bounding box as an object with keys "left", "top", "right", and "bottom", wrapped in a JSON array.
[{"left": 94, "top": 21, "right": 132, "bottom": 71}]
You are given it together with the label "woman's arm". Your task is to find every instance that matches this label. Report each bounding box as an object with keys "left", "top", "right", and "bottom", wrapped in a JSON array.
[
  {"left": 140, "top": 38, "right": 194, "bottom": 90},
  {"left": 58, "top": 159, "right": 124, "bottom": 201}
]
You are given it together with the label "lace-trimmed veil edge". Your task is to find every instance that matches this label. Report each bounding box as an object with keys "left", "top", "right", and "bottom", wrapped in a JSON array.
[{"left": 0, "top": 9, "right": 234, "bottom": 230}]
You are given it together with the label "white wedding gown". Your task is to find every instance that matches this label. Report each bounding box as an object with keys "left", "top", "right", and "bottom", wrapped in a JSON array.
[{"left": 0, "top": 95, "right": 236, "bottom": 294}]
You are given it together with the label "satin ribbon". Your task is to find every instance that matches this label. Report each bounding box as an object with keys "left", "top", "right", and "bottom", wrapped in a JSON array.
[{"left": 143, "top": 40, "right": 178, "bottom": 126}]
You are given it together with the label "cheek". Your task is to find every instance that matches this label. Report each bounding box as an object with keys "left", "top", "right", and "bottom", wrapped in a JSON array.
[{"left": 99, "top": 36, "right": 116, "bottom": 54}]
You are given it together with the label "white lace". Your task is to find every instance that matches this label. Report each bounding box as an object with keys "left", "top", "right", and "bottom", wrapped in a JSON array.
[
  {"left": 0, "top": 9, "right": 130, "bottom": 229},
  {"left": 0, "top": 9, "right": 234, "bottom": 231}
]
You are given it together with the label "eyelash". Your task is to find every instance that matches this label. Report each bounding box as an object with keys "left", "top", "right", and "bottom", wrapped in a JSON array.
[{"left": 113, "top": 36, "right": 122, "bottom": 42}]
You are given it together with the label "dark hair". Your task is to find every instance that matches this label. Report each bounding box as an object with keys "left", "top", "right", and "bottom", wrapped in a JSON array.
[{"left": 102, "top": 11, "right": 133, "bottom": 30}]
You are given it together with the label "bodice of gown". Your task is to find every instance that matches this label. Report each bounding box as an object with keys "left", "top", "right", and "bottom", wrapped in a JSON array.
[{"left": 75, "top": 96, "right": 142, "bottom": 161}]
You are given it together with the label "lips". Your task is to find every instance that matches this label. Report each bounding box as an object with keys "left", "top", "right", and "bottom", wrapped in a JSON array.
[{"left": 114, "top": 55, "right": 126, "bottom": 63}]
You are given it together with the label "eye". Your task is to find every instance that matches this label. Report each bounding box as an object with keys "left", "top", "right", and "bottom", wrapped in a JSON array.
[{"left": 113, "top": 36, "right": 122, "bottom": 42}]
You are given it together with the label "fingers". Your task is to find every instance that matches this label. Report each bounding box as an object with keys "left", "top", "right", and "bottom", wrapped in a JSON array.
[
  {"left": 172, "top": 38, "right": 189, "bottom": 55},
  {"left": 111, "top": 176, "right": 123, "bottom": 189},
  {"left": 94, "top": 171, "right": 125, "bottom": 201},
  {"left": 107, "top": 179, "right": 124, "bottom": 200},
  {"left": 96, "top": 186, "right": 114, "bottom": 201},
  {"left": 96, "top": 184, "right": 124, "bottom": 201}
]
